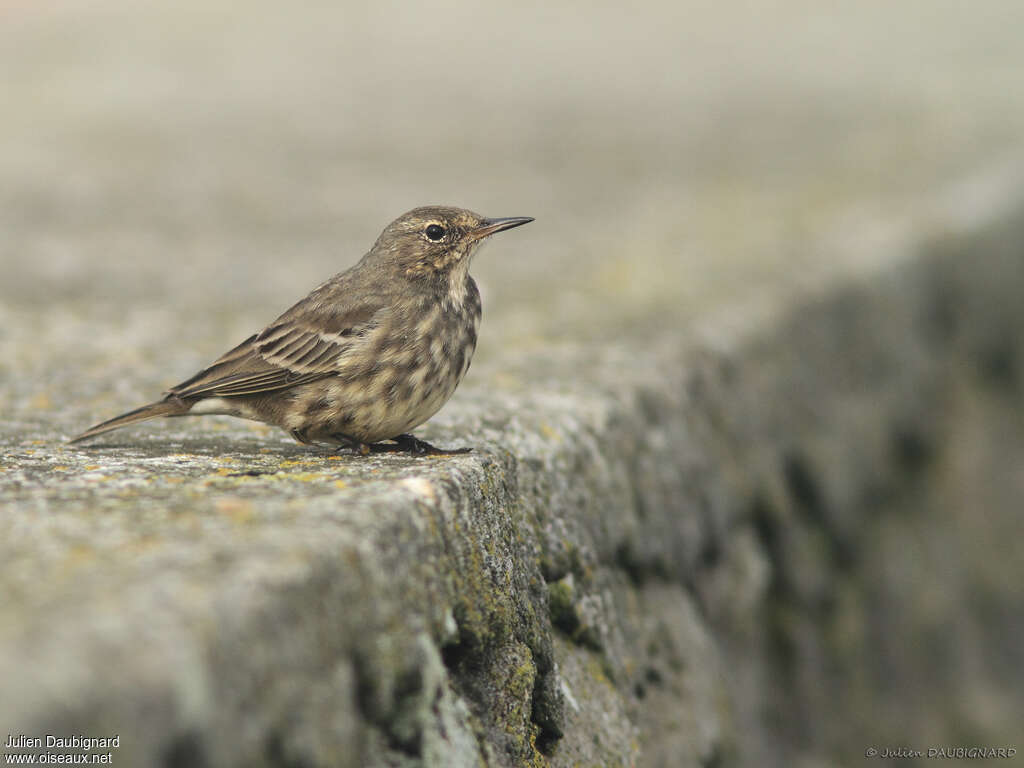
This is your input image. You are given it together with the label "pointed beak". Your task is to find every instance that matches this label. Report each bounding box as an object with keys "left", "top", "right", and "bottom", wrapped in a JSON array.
[{"left": 470, "top": 216, "right": 534, "bottom": 240}]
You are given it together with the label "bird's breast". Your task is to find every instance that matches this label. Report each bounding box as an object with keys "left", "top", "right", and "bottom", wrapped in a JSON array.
[{"left": 286, "top": 286, "right": 482, "bottom": 443}]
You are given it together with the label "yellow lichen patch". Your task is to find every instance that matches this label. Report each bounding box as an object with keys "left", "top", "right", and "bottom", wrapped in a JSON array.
[
  {"left": 539, "top": 423, "right": 562, "bottom": 442},
  {"left": 285, "top": 472, "right": 327, "bottom": 482},
  {"left": 585, "top": 656, "right": 616, "bottom": 689},
  {"left": 51, "top": 465, "right": 69, "bottom": 471},
  {"left": 31, "top": 393, "right": 52, "bottom": 410},
  {"left": 490, "top": 371, "right": 522, "bottom": 389},
  {"left": 61, "top": 544, "right": 97, "bottom": 573},
  {"left": 215, "top": 467, "right": 235, "bottom": 476},
  {"left": 84, "top": 465, "right": 100, "bottom": 471},
  {"left": 278, "top": 459, "right": 319, "bottom": 469},
  {"left": 334, "top": 480, "right": 347, "bottom": 489},
  {"left": 215, "top": 497, "right": 254, "bottom": 522}
]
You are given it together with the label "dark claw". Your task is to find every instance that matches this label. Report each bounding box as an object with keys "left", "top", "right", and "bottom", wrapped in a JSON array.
[
  {"left": 331, "top": 433, "right": 371, "bottom": 455},
  {"left": 369, "top": 434, "right": 471, "bottom": 456}
]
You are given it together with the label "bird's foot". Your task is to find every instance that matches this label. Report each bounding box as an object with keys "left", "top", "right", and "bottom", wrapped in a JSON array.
[
  {"left": 330, "top": 433, "right": 372, "bottom": 456},
  {"left": 369, "top": 434, "right": 471, "bottom": 456}
]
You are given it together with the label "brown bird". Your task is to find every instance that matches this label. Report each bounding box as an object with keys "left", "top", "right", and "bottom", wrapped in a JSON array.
[{"left": 71, "top": 206, "right": 532, "bottom": 455}]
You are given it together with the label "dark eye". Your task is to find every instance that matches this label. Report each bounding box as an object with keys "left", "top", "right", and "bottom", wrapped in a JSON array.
[{"left": 425, "top": 224, "right": 446, "bottom": 241}]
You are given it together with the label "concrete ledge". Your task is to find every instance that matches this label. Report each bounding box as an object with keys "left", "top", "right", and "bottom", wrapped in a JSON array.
[{"left": 3, "top": 170, "right": 1024, "bottom": 767}]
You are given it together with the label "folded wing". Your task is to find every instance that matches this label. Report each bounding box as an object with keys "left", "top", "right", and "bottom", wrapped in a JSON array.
[{"left": 167, "top": 305, "right": 386, "bottom": 400}]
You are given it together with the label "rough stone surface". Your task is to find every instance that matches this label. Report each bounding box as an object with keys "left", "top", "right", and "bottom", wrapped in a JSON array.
[{"left": 3, "top": 2, "right": 1024, "bottom": 767}]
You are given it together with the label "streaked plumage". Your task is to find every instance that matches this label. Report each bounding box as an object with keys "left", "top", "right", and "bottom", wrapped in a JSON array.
[{"left": 71, "top": 206, "right": 532, "bottom": 454}]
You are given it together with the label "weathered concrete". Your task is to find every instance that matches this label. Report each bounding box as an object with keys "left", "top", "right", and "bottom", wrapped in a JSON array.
[{"left": 3, "top": 2, "right": 1024, "bottom": 767}]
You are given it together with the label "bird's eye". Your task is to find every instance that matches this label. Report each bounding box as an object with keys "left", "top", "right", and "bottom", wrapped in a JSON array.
[{"left": 425, "top": 224, "right": 446, "bottom": 241}]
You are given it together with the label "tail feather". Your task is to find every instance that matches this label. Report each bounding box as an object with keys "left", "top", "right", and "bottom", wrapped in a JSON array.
[{"left": 70, "top": 400, "right": 187, "bottom": 443}]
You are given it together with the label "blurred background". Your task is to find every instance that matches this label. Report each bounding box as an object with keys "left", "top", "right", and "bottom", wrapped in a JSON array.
[
  {"left": 2, "top": 1, "right": 1024, "bottom": 765},
  {"left": 3, "top": 0, "right": 1024, "bottom": 372}
]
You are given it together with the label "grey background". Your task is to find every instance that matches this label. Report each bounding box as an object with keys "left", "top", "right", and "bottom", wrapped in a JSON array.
[{"left": 4, "top": 0, "right": 1024, "bottom": 402}]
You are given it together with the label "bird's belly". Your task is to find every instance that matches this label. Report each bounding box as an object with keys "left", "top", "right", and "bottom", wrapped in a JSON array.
[{"left": 282, "top": 333, "right": 476, "bottom": 444}]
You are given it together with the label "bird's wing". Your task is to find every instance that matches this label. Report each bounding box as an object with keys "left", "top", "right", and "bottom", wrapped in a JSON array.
[{"left": 166, "top": 303, "right": 387, "bottom": 400}]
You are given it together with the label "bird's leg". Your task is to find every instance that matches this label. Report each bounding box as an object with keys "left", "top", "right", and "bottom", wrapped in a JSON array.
[
  {"left": 330, "top": 432, "right": 371, "bottom": 456},
  {"left": 369, "top": 433, "right": 471, "bottom": 456}
]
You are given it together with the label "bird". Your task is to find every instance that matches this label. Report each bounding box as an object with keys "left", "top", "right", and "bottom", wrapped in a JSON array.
[{"left": 70, "top": 206, "right": 533, "bottom": 455}]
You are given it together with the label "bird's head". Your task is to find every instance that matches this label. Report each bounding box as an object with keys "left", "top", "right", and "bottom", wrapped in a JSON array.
[{"left": 369, "top": 206, "right": 532, "bottom": 278}]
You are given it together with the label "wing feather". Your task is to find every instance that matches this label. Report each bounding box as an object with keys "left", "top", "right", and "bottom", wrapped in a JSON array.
[{"left": 166, "top": 304, "right": 386, "bottom": 400}]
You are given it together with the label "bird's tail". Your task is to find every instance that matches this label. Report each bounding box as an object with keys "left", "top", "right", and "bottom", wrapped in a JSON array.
[{"left": 69, "top": 399, "right": 187, "bottom": 443}]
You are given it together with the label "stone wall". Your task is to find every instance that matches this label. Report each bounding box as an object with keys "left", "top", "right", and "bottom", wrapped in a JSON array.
[{"left": 3, "top": 181, "right": 1022, "bottom": 767}]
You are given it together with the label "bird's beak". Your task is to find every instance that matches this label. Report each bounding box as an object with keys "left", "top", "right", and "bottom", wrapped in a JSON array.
[{"left": 470, "top": 216, "right": 534, "bottom": 240}]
